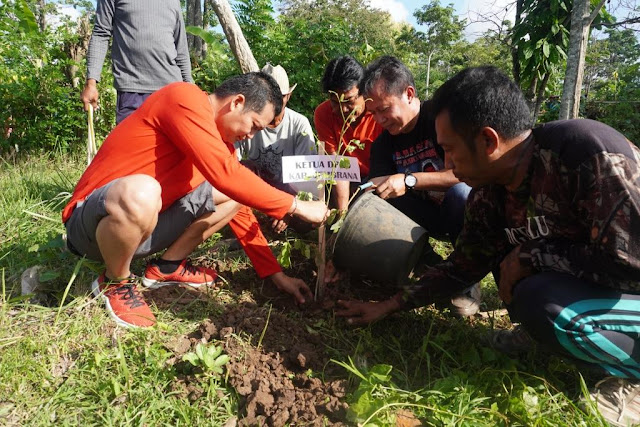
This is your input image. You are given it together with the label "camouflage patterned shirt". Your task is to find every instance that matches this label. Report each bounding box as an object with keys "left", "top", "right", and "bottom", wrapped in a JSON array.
[{"left": 400, "top": 119, "right": 640, "bottom": 309}]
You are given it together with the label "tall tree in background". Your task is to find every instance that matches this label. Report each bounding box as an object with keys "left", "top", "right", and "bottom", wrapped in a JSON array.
[
  {"left": 186, "top": 0, "right": 204, "bottom": 58},
  {"left": 558, "top": 0, "right": 607, "bottom": 119},
  {"left": 511, "top": 0, "right": 571, "bottom": 122},
  {"left": 412, "top": 0, "right": 465, "bottom": 98}
]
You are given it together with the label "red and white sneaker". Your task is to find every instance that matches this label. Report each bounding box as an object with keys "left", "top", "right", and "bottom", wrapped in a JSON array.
[
  {"left": 142, "top": 259, "right": 217, "bottom": 289},
  {"left": 91, "top": 274, "right": 156, "bottom": 328}
]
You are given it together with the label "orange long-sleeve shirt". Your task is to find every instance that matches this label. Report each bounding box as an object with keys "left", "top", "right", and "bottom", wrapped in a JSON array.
[
  {"left": 62, "top": 82, "right": 294, "bottom": 277},
  {"left": 313, "top": 100, "right": 382, "bottom": 177}
]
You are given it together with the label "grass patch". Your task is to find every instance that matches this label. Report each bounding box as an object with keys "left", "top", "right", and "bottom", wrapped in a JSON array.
[{"left": 0, "top": 153, "right": 608, "bottom": 425}]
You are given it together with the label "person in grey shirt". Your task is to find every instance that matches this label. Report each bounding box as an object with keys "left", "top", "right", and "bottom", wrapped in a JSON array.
[
  {"left": 236, "top": 64, "right": 318, "bottom": 232},
  {"left": 80, "top": 0, "right": 193, "bottom": 123}
]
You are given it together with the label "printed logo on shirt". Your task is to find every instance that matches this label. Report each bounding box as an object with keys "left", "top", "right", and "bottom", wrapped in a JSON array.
[
  {"left": 504, "top": 215, "right": 550, "bottom": 245},
  {"left": 393, "top": 139, "right": 443, "bottom": 174},
  {"left": 253, "top": 145, "right": 284, "bottom": 181}
]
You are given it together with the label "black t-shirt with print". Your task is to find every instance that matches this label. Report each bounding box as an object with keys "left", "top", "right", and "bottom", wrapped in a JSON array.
[{"left": 369, "top": 100, "right": 442, "bottom": 179}]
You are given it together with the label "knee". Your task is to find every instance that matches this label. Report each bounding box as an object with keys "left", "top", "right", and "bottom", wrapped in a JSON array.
[
  {"left": 444, "top": 183, "right": 471, "bottom": 207},
  {"left": 109, "top": 175, "right": 162, "bottom": 221}
]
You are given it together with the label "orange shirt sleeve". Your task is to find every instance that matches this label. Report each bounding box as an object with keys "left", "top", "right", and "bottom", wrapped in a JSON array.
[{"left": 229, "top": 206, "right": 281, "bottom": 278}]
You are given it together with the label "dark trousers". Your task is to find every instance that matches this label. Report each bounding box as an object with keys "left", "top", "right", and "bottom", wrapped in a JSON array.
[
  {"left": 116, "top": 92, "right": 152, "bottom": 124},
  {"left": 510, "top": 272, "right": 640, "bottom": 379},
  {"left": 387, "top": 182, "right": 471, "bottom": 244}
]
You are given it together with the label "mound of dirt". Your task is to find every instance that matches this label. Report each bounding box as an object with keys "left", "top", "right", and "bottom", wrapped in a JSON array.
[
  {"left": 225, "top": 336, "right": 348, "bottom": 426},
  {"left": 165, "top": 303, "right": 349, "bottom": 426}
]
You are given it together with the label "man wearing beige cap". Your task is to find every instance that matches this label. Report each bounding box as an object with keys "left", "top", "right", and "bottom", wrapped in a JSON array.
[{"left": 236, "top": 64, "right": 318, "bottom": 232}]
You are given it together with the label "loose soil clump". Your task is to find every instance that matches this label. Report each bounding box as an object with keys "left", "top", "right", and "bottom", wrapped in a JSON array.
[{"left": 163, "top": 302, "right": 349, "bottom": 426}]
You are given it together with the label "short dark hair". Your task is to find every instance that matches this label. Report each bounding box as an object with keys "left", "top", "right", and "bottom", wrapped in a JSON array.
[
  {"left": 321, "top": 55, "right": 363, "bottom": 93},
  {"left": 431, "top": 66, "right": 531, "bottom": 148},
  {"left": 214, "top": 72, "right": 283, "bottom": 117},
  {"left": 359, "top": 55, "right": 415, "bottom": 98}
]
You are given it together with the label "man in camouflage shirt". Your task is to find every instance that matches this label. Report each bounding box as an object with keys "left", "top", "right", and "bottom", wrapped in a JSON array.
[{"left": 336, "top": 66, "right": 640, "bottom": 424}]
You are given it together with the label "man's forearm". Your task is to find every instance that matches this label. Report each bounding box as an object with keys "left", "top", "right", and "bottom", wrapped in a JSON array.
[
  {"left": 415, "top": 169, "right": 461, "bottom": 192},
  {"left": 86, "top": 0, "right": 115, "bottom": 81},
  {"left": 333, "top": 180, "right": 350, "bottom": 211}
]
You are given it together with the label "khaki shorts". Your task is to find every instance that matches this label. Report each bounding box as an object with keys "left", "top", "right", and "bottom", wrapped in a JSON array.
[{"left": 65, "top": 180, "right": 215, "bottom": 262}]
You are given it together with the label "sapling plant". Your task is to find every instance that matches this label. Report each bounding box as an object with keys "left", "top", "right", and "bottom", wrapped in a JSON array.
[
  {"left": 182, "top": 343, "right": 230, "bottom": 376},
  {"left": 277, "top": 91, "right": 369, "bottom": 297}
]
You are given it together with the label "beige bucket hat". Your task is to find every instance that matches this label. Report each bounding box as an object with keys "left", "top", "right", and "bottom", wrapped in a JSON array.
[{"left": 261, "top": 63, "right": 297, "bottom": 96}]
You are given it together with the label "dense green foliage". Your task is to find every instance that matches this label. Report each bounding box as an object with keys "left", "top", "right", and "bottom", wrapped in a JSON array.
[
  {"left": 0, "top": 0, "right": 638, "bottom": 148},
  {"left": 0, "top": 0, "right": 116, "bottom": 155}
]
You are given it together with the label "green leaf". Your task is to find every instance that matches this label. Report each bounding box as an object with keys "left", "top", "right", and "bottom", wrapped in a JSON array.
[
  {"left": 186, "top": 25, "right": 218, "bottom": 45},
  {"left": 277, "top": 241, "right": 292, "bottom": 268},
  {"left": 15, "top": 0, "right": 39, "bottom": 35},
  {"left": 195, "top": 343, "right": 205, "bottom": 360},
  {"left": 368, "top": 364, "right": 392, "bottom": 383},
  {"left": 339, "top": 157, "right": 351, "bottom": 168},
  {"left": 329, "top": 217, "right": 343, "bottom": 233},
  {"left": 39, "top": 270, "right": 60, "bottom": 282},
  {"left": 326, "top": 209, "right": 338, "bottom": 226},
  {"left": 214, "top": 355, "right": 230, "bottom": 366},
  {"left": 203, "top": 350, "right": 216, "bottom": 370},
  {"left": 542, "top": 40, "right": 550, "bottom": 58},
  {"left": 209, "top": 345, "right": 222, "bottom": 358},
  {"left": 559, "top": 0, "right": 568, "bottom": 12},
  {"left": 183, "top": 352, "right": 200, "bottom": 366}
]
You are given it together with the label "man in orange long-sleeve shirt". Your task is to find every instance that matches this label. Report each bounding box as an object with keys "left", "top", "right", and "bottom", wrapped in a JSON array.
[
  {"left": 314, "top": 56, "right": 382, "bottom": 210},
  {"left": 63, "top": 73, "right": 328, "bottom": 328}
]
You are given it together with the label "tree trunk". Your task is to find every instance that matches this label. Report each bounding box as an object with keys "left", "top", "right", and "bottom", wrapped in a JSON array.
[
  {"left": 211, "top": 0, "right": 259, "bottom": 72},
  {"left": 186, "top": 0, "right": 204, "bottom": 59},
  {"left": 559, "top": 0, "right": 606, "bottom": 119},
  {"left": 202, "top": 0, "right": 211, "bottom": 56},
  {"left": 425, "top": 50, "right": 434, "bottom": 99},
  {"left": 532, "top": 72, "right": 551, "bottom": 123},
  {"left": 511, "top": 0, "right": 524, "bottom": 84},
  {"left": 37, "top": 0, "right": 46, "bottom": 31},
  {"left": 64, "top": 14, "right": 92, "bottom": 87}
]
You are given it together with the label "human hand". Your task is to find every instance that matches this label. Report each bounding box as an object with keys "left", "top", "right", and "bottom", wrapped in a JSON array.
[
  {"left": 372, "top": 173, "right": 405, "bottom": 199},
  {"left": 271, "top": 216, "right": 289, "bottom": 233},
  {"left": 270, "top": 271, "right": 313, "bottom": 305},
  {"left": 292, "top": 199, "right": 329, "bottom": 226},
  {"left": 81, "top": 79, "right": 99, "bottom": 111},
  {"left": 324, "top": 260, "right": 345, "bottom": 284},
  {"left": 498, "top": 245, "right": 533, "bottom": 304},
  {"left": 335, "top": 298, "right": 401, "bottom": 325}
]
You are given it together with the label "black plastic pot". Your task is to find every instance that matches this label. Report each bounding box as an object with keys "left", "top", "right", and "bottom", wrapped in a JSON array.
[{"left": 332, "top": 192, "right": 428, "bottom": 285}]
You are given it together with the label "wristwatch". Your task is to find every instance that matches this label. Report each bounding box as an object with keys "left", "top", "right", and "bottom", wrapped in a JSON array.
[{"left": 404, "top": 171, "right": 417, "bottom": 191}]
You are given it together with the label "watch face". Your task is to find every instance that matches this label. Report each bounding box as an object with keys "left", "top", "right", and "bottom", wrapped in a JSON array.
[{"left": 405, "top": 174, "right": 417, "bottom": 187}]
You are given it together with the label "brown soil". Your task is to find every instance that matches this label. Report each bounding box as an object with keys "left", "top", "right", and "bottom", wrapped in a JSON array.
[
  {"left": 146, "top": 229, "right": 403, "bottom": 426},
  {"left": 161, "top": 300, "right": 350, "bottom": 426}
]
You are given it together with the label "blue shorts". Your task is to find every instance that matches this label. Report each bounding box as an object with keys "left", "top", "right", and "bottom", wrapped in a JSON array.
[{"left": 65, "top": 180, "right": 215, "bottom": 262}]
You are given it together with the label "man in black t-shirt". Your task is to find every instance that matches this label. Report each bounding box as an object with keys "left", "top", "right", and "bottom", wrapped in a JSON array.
[
  {"left": 363, "top": 57, "right": 471, "bottom": 242},
  {"left": 358, "top": 56, "right": 478, "bottom": 317}
]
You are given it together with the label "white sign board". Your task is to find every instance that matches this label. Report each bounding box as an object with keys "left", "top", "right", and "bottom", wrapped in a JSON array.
[{"left": 282, "top": 155, "right": 361, "bottom": 183}]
